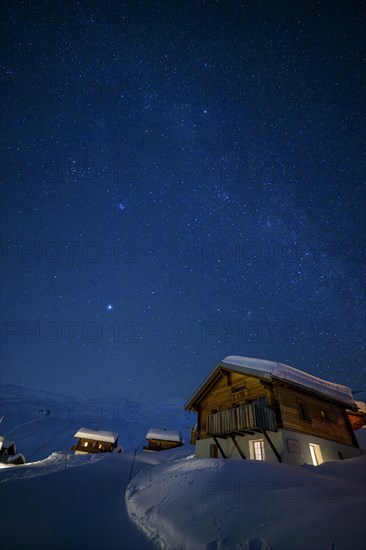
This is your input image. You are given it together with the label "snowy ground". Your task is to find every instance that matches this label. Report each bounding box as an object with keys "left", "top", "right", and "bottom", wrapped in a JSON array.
[
  {"left": 1, "top": 384, "right": 365, "bottom": 550},
  {"left": 1, "top": 447, "right": 193, "bottom": 550},
  {"left": 127, "top": 454, "right": 366, "bottom": 550}
]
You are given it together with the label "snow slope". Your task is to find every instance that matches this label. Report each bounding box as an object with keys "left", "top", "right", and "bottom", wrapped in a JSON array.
[
  {"left": 0, "top": 384, "right": 194, "bottom": 549},
  {"left": 1, "top": 448, "right": 191, "bottom": 550},
  {"left": 126, "top": 454, "right": 366, "bottom": 550}
]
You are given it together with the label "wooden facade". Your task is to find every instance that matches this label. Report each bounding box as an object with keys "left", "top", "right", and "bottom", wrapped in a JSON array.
[
  {"left": 197, "top": 370, "right": 274, "bottom": 439},
  {"left": 187, "top": 366, "right": 358, "bottom": 449},
  {"left": 143, "top": 428, "right": 183, "bottom": 452},
  {"left": 144, "top": 438, "right": 183, "bottom": 452},
  {"left": 71, "top": 427, "right": 122, "bottom": 455},
  {"left": 275, "top": 383, "right": 357, "bottom": 447}
]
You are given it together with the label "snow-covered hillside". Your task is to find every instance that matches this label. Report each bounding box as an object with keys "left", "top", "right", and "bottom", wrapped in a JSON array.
[
  {"left": 1, "top": 385, "right": 365, "bottom": 550},
  {"left": 0, "top": 384, "right": 194, "bottom": 461},
  {"left": 127, "top": 454, "right": 366, "bottom": 550}
]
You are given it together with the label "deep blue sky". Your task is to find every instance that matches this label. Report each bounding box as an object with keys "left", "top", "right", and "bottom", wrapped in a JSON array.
[{"left": 1, "top": 0, "right": 365, "bottom": 401}]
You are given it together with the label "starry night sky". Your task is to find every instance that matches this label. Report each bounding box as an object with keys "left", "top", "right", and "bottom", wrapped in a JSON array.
[{"left": 1, "top": 1, "right": 365, "bottom": 401}]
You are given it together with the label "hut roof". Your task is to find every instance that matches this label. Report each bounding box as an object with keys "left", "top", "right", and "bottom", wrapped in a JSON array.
[
  {"left": 73, "top": 427, "right": 118, "bottom": 444},
  {"left": 145, "top": 428, "right": 183, "bottom": 442}
]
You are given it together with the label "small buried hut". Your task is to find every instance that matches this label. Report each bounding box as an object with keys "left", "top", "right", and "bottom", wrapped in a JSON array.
[
  {"left": 143, "top": 428, "right": 183, "bottom": 451},
  {"left": 71, "top": 427, "right": 122, "bottom": 454}
]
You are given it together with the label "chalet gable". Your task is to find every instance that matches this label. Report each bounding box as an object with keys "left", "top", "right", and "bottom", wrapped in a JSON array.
[{"left": 185, "top": 356, "right": 358, "bottom": 412}]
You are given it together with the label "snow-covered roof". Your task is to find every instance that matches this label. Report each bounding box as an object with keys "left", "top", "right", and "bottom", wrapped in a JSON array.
[
  {"left": 0, "top": 438, "right": 15, "bottom": 449},
  {"left": 73, "top": 427, "right": 118, "bottom": 444},
  {"left": 185, "top": 356, "right": 357, "bottom": 409},
  {"left": 222, "top": 356, "right": 356, "bottom": 406},
  {"left": 145, "top": 428, "right": 183, "bottom": 442}
]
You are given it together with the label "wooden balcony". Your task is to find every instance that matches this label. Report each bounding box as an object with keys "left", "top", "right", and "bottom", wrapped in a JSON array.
[{"left": 207, "top": 403, "right": 277, "bottom": 435}]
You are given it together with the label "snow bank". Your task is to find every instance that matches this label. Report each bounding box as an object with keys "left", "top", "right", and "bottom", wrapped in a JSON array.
[
  {"left": 126, "top": 454, "right": 366, "bottom": 550},
  {"left": 0, "top": 450, "right": 161, "bottom": 549}
]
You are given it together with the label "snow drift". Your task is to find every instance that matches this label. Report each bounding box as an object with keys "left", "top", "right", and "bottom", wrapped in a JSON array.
[{"left": 126, "top": 454, "right": 366, "bottom": 550}]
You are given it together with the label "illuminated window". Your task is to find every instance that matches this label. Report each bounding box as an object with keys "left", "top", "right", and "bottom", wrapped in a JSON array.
[
  {"left": 83, "top": 441, "right": 88, "bottom": 447},
  {"left": 249, "top": 439, "right": 265, "bottom": 460},
  {"left": 309, "top": 443, "right": 323, "bottom": 465}
]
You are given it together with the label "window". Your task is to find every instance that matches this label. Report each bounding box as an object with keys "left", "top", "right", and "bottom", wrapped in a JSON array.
[
  {"left": 249, "top": 439, "right": 265, "bottom": 461},
  {"left": 249, "top": 396, "right": 267, "bottom": 407},
  {"left": 298, "top": 402, "right": 311, "bottom": 422},
  {"left": 309, "top": 443, "right": 323, "bottom": 465},
  {"left": 232, "top": 385, "right": 247, "bottom": 403}
]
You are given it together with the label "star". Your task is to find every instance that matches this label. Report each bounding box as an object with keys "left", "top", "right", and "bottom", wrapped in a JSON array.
[{"left": 106, "top": 304, "right": 113, "bottom": 311}]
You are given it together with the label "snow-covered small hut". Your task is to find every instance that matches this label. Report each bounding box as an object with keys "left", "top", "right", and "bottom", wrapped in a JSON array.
[
  {"left": 0, "top": 435, "right": 26, "bottom": 465},
  {"left": 143, "top": 428, "right": 183, "bottom": 451},
  {"left": 71, "top": 427, "right": 122, "bottom": 455},
  {"left": 185, "top": 355, "right": 364, "bottom": 465}
]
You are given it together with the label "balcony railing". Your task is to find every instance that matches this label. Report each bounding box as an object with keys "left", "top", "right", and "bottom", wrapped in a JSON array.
[{"left": 207, "top": 403, "right": 277, "bottom": 435}]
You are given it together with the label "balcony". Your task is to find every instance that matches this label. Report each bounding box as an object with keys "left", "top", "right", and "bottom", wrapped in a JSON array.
[{"left": 207, "top": 403, "right": 277, "bottom": 435}]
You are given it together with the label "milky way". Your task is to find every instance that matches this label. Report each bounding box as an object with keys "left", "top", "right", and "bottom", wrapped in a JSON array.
[{"left": 1, "top": 1, "right": 365, "bottom": 400}]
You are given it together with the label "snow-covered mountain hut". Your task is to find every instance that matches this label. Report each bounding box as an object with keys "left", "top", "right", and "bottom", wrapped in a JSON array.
[
  {"left": 185, "top": 356, "right": 364, "bottom": 465},
  {"left": 143, "top": 428, "right": 183, "bottom": 451},
  {"left": 71, "top": 427, "right": 122, "bottom": 454},
  {"left": 0, "top": 435, "right": 26, "bottom": 465}
]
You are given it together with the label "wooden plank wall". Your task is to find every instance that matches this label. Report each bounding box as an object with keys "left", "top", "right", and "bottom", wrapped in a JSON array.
[
  {"left": 198, "top": 371, "right": 273, "bottom": 437},
  {"left": 275, "top": 383, "right": 355, "bottom": 446},
  {"left": 147, "top": 439, "right": 182, "bottom": 450}
]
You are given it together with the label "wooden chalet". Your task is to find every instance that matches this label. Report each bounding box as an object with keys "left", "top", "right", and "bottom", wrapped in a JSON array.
[
  {"left": 143, "top": 428, "right": 183, "bottom": 451},
  {"left": 71, "top": 427, "right": 122, "bottom": 455},
  {"left": 185, "top": 356, "right": 364, "bottom": 465}
]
